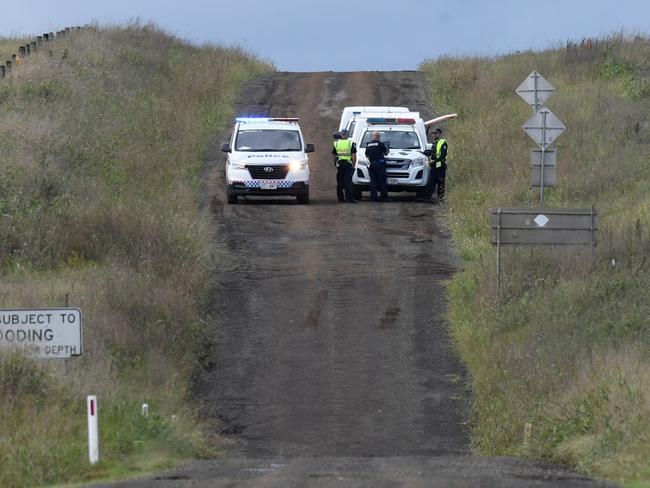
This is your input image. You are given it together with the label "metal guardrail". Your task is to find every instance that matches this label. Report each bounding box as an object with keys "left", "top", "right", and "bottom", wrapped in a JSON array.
[{"left": 488, "top": 207, "right": 598, "bottom": 246}]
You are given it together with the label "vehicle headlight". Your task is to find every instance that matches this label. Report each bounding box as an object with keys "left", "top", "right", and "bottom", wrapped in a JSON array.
[
  {"left": 411, "top": 157, "right": 426, "bottom": 168},
  {"left": 230, "top": 160, "right": 246, "bottom": 169},
  {"left": 289, "top": 160, "right": 307, "bottom": 171}
]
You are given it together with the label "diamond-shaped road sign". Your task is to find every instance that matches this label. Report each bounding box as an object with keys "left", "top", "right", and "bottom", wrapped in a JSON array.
[
  {"left": 523, "top": 108, "right": 566, "bottom": 149},
  {"left": 516, "top": 71, "right": 555, "bottom": 110},
  {"left": 534, "top": 214, "right": 549, "bottom": 227}
]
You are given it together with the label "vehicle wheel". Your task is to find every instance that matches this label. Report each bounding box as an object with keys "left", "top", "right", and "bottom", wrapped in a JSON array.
[
  {"left": 297, "top": 188, "right": 309, "bottom": 204},
  {"left": 352, "top": 186, "right": 363, "bottom": 201},
  {"left": 227, "top": 187, "right": 238, "bottom": 204}
]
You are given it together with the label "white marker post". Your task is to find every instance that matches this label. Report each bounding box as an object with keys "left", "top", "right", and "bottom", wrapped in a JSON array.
[{"left": 87, "top": 395, "right": 99, "bottom": 465}]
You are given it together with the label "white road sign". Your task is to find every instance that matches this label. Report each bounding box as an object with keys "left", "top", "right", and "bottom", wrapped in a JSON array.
[
  {"left": 534, "top": 214, "right": 550, "bottom": 227},
  {"left": 516, "top": 71, "right": 555, "bottom": 110},
  {"left": 0, "top": 308, "right": 83, "bottom": 358},
  {"left": 523, "top": 108, "right": 566, "bottom": 149},
  {"left": 530, "top": 149, "right": 557, "bottom": 187}
]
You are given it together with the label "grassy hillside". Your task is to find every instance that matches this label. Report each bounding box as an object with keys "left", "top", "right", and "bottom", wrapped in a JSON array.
[
  {"left": 422, "top": 35, "right": 650, "bottom": 486},
  {"left": 0, "top": 25, "right": 270, "bottom": 487},
  {"left": 0, "top": 37, "right": 27, "bottom": 62}
]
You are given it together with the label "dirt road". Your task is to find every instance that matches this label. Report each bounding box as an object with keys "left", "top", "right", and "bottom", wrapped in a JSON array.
[{"left": 103, "top": 72, "right": 614, "bottom": 487}]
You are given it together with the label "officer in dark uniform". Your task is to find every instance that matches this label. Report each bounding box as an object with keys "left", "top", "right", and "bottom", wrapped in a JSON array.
[
  {"left": 332, "top": 129, "right": 358, "bottom": 203},
  {"left": 365, "top": 131, "right": 389, "bottom": 202}
]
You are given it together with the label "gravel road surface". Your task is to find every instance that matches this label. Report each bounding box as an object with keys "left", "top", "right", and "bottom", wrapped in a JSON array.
[{"left": 100, "top": 72, "right": 615, "bottom": 487}]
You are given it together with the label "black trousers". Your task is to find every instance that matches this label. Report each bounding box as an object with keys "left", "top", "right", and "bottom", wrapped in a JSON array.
[
  {"left": 336, "top": 162, "right": 355, "bottom": 202},
  {"left": 369, "top": 163, "right": 388, "bottom": 201},
  {"left": 435, "top": 163, "right": 447, "bottom": 200},
  {"left": 423, "top": 163, "right": 446, "bottom": 200}
]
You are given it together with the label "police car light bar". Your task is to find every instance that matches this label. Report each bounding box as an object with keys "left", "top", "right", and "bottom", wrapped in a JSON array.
[
  {"left": 236, "top": 117, "right": 269, "bottom": 123},
  {"left": 235, "top": 117, "right": 300, "bottom": 123},
  {"left": 366, "top": 117, "right": 416, "bottom": 124}
]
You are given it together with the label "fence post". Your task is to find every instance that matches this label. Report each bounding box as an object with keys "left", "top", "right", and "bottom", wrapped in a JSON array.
[
  {"left": 6, "top": 60, "right": 11, "bottom": 73},
  {"left": 31, "top": 41, "right": 37, "bottom": 52},
  {"left": 43, "top": 33, "right": 49, "bottom": 42},
  {"left": 0, "top": 65, "right": 5, "bottom": 79},
  {"left": 37, "top": 35, "right": 43, "bottom": 43},
  {"left": 19, "top": 46, "right": 26, "bottom": 57}
]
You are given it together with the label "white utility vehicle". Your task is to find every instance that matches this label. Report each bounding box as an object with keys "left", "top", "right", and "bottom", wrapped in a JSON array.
[
  {"left": 338, "top": 106, "right": 409, "bottom": 136},
  {"left": 351, "top": 113, "right": 433, "bottom": 200},
  {"left": 221, "top": 117, "right": 313, "bottom": 204}
]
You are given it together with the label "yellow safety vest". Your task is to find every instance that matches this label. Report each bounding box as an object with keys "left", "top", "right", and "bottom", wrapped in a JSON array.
[
  {"left": 334, "top": 138, "right": 353, "bottom": 161},
  {"left": 435, "top": 138, "right": 447, "bottom": 168}
]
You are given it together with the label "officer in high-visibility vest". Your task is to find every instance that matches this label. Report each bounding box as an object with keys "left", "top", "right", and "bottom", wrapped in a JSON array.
[
  {"left": 332, "top": 129, "right": 358, "bottom": 203},
  {"left": 432, "top": 128, "right": 448, "bottom": 203},
  {"left": 420, "top": 128, "right": 448, "bottom": 203}
]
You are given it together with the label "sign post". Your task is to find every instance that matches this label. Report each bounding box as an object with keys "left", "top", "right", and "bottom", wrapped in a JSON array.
[
  {"left": 531, "top": 149, "right": 557, "bottom": 187},
  {"left": 522, "top": 108, "right": 565, "bottom": 205}
]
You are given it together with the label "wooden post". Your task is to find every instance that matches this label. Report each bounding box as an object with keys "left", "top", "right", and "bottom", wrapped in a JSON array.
[
  {"left": 43, "top": 33, "right": 49, "bottom": 42},
  {"left": 25, "top": 45, "right": 30, "bottom": 56},
  {"left": 5, "top": 61, "right": 11, "bottom": 73},
  {"left": 19, "top": 46, "right": 26, "bottom": 57},
  {"left": 49, "top": 32, "right": 54, "bottom": 41},
  {"left": 37, "top": 35, "right": 43, "bottom": 43},
  {"left": 31, "top": 41, "right": 37, "bottom": 51},
  {"left": 0, "top": 65, "right": 5, "bottom": 79}
]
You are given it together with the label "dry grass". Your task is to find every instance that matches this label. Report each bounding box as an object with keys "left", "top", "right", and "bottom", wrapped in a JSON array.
[
  {"left": 422, "top": 34, "right": 650, "bottom": 486},
  {"left": 0, "top": 24, "right": 270, "bottom": 487},
  {"left": 0, "top": 37, "right": 27, "bottom": 62}
]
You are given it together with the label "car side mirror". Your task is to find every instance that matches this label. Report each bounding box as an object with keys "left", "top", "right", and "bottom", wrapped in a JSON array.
[
  {"left": 426, "top": 143, "right": 433, "bottom": 151},
  {"left": 423, "top": 149, "right": 432, "bottom": 157},
  {"left": 305, "top": 143, "right": 315, "bottom": 153},
  {"left": 221, "top": 143, "right": 231, "bottom": 153}
]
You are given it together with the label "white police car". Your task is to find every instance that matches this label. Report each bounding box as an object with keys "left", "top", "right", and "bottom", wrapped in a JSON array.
[
  {"left": 338, "top": 106, "right": 409, "bottom": 134},
  {"left": 221, "top": 118, "right": 313, "bottom": 204},
  {"left": 351, "top": 114, "right": 433, "bottom": 199}
]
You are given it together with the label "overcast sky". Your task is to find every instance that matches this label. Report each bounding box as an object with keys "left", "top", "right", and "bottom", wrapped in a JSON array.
[{"left": 2, "top": 0, "right": 649, "bottom": 71}]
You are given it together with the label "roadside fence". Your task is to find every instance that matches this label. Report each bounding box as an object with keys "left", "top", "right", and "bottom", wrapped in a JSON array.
[{"left": 0, "top": 26, "right": 85, "bottom": 80}]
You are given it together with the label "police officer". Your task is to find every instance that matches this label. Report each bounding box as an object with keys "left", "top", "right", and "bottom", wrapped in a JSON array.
[
  {"left": 332, "top": 129, "right": 358, "bottom": 203},
  {"left": 365, "top": 131, "right": 389, "bottom": 202},
  {"left": 431, "top": 128, "right": 448, "bottom": 203},
  {"left": 420, "top": 128, "right": 448, "bottom": 203}
]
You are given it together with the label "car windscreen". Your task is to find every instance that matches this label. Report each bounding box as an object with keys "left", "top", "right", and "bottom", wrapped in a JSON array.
[
  {"left": 359, "top": 130, "right": 421, "bottom": 149},
  {"left": 235, "top": 129, "right": 302, "bottom": 151}
]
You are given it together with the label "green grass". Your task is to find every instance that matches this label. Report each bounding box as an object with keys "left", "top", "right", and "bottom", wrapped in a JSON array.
[
  {"left": 422, "top": 34, "right": 650, "bottom": 485},
  {"left": 0, "top": 24, "right": 271, "bottom": 487}
]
